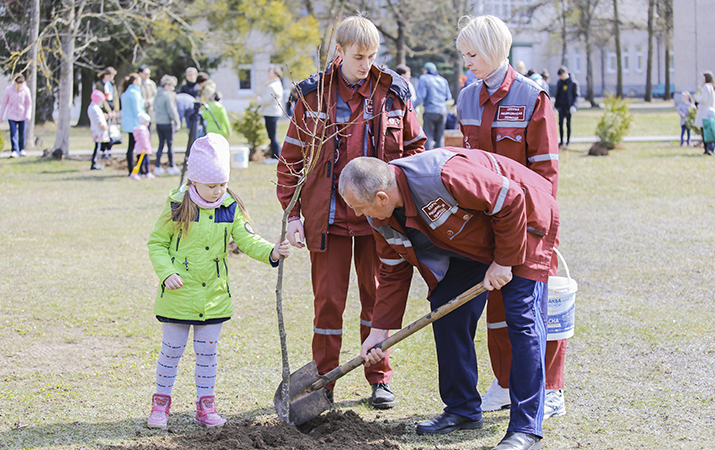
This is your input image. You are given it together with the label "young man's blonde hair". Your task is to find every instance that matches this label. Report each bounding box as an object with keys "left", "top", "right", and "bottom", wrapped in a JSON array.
[
  {"left": 335, "top": 15, "right": 380, "bottom": 53},
  {"left": 456, "top": 15, "right": 512, "bottom": 74}
]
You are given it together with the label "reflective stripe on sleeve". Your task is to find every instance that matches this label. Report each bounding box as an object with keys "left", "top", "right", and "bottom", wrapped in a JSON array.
[
  {"left": 528, "top": 153, "right": 559, "bottom": 163},
  {"left": 385, "top": 235, "right": 412, "bottom": 247},
  {"left": 404, "top": 130, "right": 426, "bottom": 147},
  {"left": 487, "top": 176, "right": 510, "bottom": 216},
  {"left": 487, "top": 321, "right": 508, "bottom": 329},
  {"left": 360, "top": 319, "right": 372, "bottom": 327}
]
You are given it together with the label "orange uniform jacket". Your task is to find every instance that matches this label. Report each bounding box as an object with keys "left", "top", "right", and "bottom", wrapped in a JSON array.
[
  {"left": 277, "top": 58, "right": 425, "bottom": 251},
  {"left": 370, "top": 149, "right": 559, "bottom": 330}
]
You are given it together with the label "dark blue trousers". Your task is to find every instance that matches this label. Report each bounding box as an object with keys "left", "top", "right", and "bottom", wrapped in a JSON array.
[{"left": 429, "top": 258, "right": 547, "bottom": 437}]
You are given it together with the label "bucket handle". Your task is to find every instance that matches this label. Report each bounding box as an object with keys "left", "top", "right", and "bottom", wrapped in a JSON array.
[{"left": 553, "top": 248, "right": 571, "bottom": 283}]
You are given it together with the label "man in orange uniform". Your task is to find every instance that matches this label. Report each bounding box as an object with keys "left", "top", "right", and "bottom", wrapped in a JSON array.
[
  {"left": 276, "top": 15, "right": 425, "bottom": 408},
  {"left": 340, "top": 149, "right": 559, "bottom": 450}
]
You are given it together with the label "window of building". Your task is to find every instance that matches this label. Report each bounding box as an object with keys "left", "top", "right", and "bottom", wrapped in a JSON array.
[
  {"left": 622, "top": 47, "right": 630, "bottom": 73},
  {"left": 635, "top": 47, "right": 643, "bottom": 72},
  {"left": 573, "top": 49, "right": 581, "bottom": 74},
  {"left": 484, "top": 0, "right": 532, "bottom": 24},
  {"left": 238, "top": 67, "right": 252, "bottom": 91},
  {"left": 607, "top": 52, "right": 617, "bottom": 73},
  {"left": 669, "top": 51, "right": 675, "bottom": 71}
]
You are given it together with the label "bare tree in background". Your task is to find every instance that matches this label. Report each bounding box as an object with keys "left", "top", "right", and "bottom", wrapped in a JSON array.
[
  {"left": 25, "top": 0, "right": 41, "bottom": 150},
  {"left": 644, "top": 0, "right": 654, "bottom": 101},
  {"left": 613, "top": 0, "right": 623, "bottom": 97},
  {"left": 572, "top": 0, "right": 604, "bottom": 106},
  {"left": 657, "top": 0, "right": 673, "bottom": 100}
]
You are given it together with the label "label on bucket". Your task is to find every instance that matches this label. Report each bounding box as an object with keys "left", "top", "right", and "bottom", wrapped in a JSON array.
[
  {"left": 231, "top": 147, "right": 249, "bottom": 169},
  {"left": 547, "top": 292, "right": 575, "bottom": 341}
]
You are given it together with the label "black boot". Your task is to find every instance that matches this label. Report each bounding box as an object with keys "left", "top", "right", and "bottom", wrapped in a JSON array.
[{"left": 90, "top": 143, "right": 104, "bottom": 170}]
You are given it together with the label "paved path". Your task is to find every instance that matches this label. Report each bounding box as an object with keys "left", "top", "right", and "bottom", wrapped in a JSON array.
[{"left": 0, "top": 145, "right": 250, "bottom": 159}]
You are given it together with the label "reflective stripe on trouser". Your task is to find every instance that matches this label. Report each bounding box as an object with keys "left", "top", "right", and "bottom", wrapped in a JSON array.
[
  {"left": 487, "top": 289, "right": 567, "bottom": 389},
  {"left": 429, "top": 258, "right": 489, "bottom": 422},
  {"left": 310, "top": 233, "right": 392, "bottom": 390}
]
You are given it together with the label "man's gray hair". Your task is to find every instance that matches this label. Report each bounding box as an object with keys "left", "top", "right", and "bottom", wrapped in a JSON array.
[{"left": 339, "top": 157, "right": 396, "bottom": 203}]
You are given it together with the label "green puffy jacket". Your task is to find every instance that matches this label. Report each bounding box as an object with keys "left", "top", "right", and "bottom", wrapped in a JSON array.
[{"left": 147, "top": 186, "right": 277, "bottom": 321}]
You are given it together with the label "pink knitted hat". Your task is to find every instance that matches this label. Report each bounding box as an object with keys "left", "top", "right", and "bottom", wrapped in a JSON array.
[
  {"left": 187, "top": 133, "right": 231, "bottom": 184},
  {"left": 91, "top": 89, "right": 105, "bottom": 104}
]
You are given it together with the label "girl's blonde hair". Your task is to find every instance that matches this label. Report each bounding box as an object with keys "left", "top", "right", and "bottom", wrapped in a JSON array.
[
  {"left": 336, "top": 15, "right": 380, "bottom": 53},
  {"left": 456, "top": 15, "right": 512, "bottom": 74},
  {"left": 169, "top": 182, "right": 252, "bottom": 235}
]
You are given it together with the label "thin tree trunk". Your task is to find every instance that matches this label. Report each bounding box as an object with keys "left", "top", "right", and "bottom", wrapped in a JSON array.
[
  {"left": 76, "top": 67, "right": 94, "bottom": 127},
  {"left": 26, "top": 0, "right": 41, "bottom": 149},
  {"left": 663, "top": 19, "right": 672, "bottom": 100},
  {"left": 585, "top": 32, "right": 596, "bottom": 106},
  {"left": 53, "top": 0, "right": 75, "bottom": 155},
  {"left": 645, "top": 0, "right": 654, "bottom": 101},
  {"left": 395, "top": 21, "right": 406, "bottom": 66},
  {"left": 614, "top": 0, "right": 623, "bottom": 98}
]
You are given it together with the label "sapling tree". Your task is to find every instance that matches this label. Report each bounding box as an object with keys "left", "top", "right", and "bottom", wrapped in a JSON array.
[{"left": 272, "top": 20, "right": 386, "bottom": 422}]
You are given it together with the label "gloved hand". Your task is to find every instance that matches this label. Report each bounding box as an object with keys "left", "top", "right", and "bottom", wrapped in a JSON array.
[{"left": 569, "top": 105, "right": 577, "bottom": 114}]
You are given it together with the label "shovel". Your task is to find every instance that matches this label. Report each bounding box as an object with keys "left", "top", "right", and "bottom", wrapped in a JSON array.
[{"left": 274, "top": 282, "right": 488, "bottom": 425}]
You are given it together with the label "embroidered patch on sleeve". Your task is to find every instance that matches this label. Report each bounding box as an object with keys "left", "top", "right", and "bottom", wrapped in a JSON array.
[
  {"left": 244, "top": 222, "right": 255, "bottom": 234},
  {"left": 497, "top": 105, "right": 526, "bottom": 121},
  {"left": 422, "top": 197, "right": 450, "bottom": 223}
]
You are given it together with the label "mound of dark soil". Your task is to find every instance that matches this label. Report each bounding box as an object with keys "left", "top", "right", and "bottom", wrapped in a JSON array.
[{"left": 112, "top": 410, "right": 407, "bottom": 449}]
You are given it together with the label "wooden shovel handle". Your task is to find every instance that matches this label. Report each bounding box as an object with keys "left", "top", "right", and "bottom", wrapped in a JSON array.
[{"left": 315, "top": 282, "right": 487, "bottom": 389}]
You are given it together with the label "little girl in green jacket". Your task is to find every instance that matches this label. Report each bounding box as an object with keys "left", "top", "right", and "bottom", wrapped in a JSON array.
[{"left": 146, "top": 133, "right": 290, "bottom": 429}]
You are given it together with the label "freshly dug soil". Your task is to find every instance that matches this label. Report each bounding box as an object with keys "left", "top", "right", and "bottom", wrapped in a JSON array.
[{"left": 112, "top": 411, "right": 407, "bottom": 449}]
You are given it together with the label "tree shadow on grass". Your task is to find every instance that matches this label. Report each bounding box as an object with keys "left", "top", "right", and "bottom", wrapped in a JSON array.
[{"left": 0, "top": 404, "right": 507, "bottom": 449}]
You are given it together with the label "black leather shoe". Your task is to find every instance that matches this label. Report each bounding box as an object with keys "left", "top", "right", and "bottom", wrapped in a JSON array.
[
  {"left": 415, "top": 412, "right": 483, "bottom": 435},
  {"left": 491, "top": 432, "right": 542, "bottom": 450},
  {"left": 370, "top": 383, "right": 395, "bottom": 409}
]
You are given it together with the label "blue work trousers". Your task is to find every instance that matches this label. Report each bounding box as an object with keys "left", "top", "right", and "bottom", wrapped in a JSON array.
[
  {"left": 429, "top": 258, "right": 547, "bottom": 438},
  {"left": 8, "top": 120, "right": 26, "bottom": 153}
]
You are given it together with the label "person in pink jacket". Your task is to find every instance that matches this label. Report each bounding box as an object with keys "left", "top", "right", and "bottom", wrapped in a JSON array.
[
  {"left": 0, "top": 74, "right": 33, "bottom": 158},
  {"left": 130, "top": 112, "right": 154, "bottom": 180}
]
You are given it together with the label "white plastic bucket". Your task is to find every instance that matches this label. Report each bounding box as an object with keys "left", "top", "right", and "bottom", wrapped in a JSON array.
[
  {"left": 230, "top": 146, "right": 250, "bottom": 169},
  {"left": 547, "top": 248, "right": 577, "bottom": 341}
]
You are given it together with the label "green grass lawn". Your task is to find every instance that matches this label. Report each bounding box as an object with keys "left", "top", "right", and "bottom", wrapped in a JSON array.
[{"left": 1, "top": 114, "right": 713, "bottom": 449}]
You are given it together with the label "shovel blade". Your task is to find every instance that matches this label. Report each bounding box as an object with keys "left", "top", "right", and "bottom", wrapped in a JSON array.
[{"left": 274, "top": 360, "right": 332, "bottom": 426}]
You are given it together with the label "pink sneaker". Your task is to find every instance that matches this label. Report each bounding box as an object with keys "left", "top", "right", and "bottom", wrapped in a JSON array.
[
  {"left": 145, "top": 172, "right": 156, "bottom": 179},
  {"left": 195, "top": 395, "right": 226, "bottom": 428},
  {"left": 129, "top": 173, "right": 141, "bottom": 181},
  {"left": 147, "top": 394, "right": 171, "bottom": 429}
]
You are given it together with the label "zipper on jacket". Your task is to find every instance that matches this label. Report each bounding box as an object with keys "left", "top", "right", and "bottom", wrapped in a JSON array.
[
  {"left": 183, "top": 257, "right": 189, "bottom": 271},
  {"left": 176, "top": 230, "right": 182, "bottom": 251},
  {"left": 214, "top": 258, "right": 220, "bottom": 277},
  {"left": 223, "top": 259, "right": 231, "bottom": 298},
  {"left": 160, "top": 284, "right": 165, "bottom": 298},
  {"left": 224, "top": 228, "right": 227, "bottom": 253}
]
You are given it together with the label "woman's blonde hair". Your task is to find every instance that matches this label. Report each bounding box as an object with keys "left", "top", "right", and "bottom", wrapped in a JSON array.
[
  {"left": 336, "top": 15, "right": 380, "bottom": 53},
  {"left": 456, "top": 15, "right": 512, "bottom": 73},
  {"left": 270, "top": 65, "right": 283, "bottom": 79},
  {"left": 169, "top": 182, "right": 252, "bottom": 236}
]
